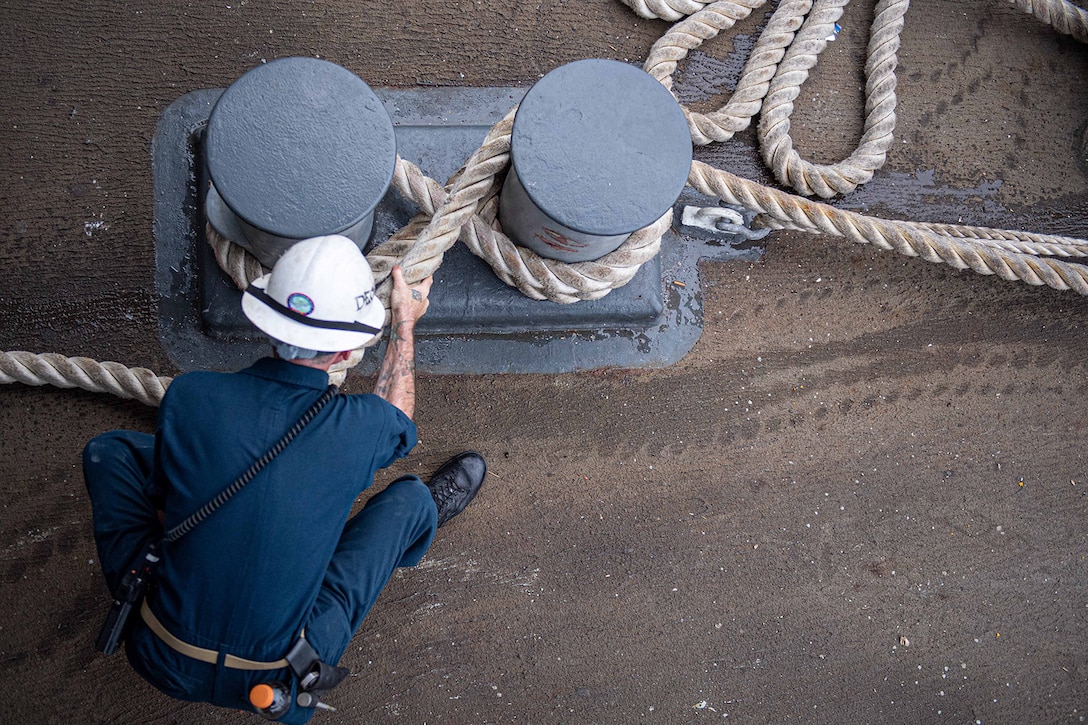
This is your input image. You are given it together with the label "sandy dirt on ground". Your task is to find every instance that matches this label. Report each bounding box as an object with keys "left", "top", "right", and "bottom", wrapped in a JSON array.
[{"left": 1, "top": 1, "right": 1087, "bottom": 723}]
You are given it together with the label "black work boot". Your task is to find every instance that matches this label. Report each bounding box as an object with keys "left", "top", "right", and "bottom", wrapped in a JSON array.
[{"left": 427, "top": 451, "right": 487, "bottom": 527}]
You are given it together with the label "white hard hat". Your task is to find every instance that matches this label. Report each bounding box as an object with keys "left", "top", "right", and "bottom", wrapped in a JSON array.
[{"left": 241, "top": 235, "right": 385, "bottom": 351}]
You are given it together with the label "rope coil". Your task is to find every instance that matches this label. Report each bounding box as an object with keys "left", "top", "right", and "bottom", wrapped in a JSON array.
[{"left": 207, "top": 0, "right": 1088, "bottom": 312}]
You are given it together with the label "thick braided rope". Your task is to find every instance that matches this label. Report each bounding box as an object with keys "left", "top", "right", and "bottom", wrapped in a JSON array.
[
  {"left": 361, "top": 155, "right": 466, "bottom": 289},
  {"left": 620, "top": 0, "right": 720, "bottom": 21},
  {"left": 906, "top": 222, "right": 1088, "bottom": 258},
  {"left": 1010, "top": 0, "right": 1088, "bottom": 43},
  {"left": 373, "top": 109, "right": 668, "bottom": 301},
  {"left": 642, "top": 0, "right": 908, "bottom": 196},
  {"left": 0, "top": 351, "right": 171, "bottom": 406},
  {"left": 644, "top": 0, "right": 812, "bottom": 145},
  {"left": 371, "top": 110, "right": 521, "bottom": 296},
  {"left": 206, "top": 223, "right": 266, "bottom": 290},
  {"left": 7, "top": 0, "right": 1088, "bottom": 402},
  {"left": 689, "top": 160, "right": 1088, "bottom": 292},
  {"left": 763, "top": 215, "right": 1088, "bottom": 258},
  {"left": 462, "top": 203, "right": 671, "bottom": 302},
  {"left": 369, "top": 111, "right": 670, "bottom": 302},
  {"left": 757, "top": 0, "right": 909, "bottom": 197}
]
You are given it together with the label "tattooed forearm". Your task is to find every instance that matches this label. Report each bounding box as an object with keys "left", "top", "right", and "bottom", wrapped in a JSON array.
[
  {"left": 387, "top": 320, "right": 408, "bottom": 345},
  {"left": 375, "top": 319, "right": 416, "bottom": 418}
]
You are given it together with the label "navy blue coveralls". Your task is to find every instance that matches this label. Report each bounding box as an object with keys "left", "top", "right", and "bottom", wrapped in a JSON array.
[{"left": 83, "top": 358, "right": 438, "bottom": 723}]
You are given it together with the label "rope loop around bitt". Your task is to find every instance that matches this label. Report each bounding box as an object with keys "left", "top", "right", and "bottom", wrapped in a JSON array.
[{"left": 5, "top": 0, "right": 1088, "bottom": 402}]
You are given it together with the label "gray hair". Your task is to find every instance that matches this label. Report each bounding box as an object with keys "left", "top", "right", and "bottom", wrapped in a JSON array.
[{"left": 269, "top": 337, "right": 334, "bottom": 361}]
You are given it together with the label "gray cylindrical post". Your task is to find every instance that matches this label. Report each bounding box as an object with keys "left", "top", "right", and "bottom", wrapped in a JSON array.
[
  {"left": 499, "top": 59, "right": 692, "bottom": 263},
  {"left": 204, "top": 57, "right": 397, "bottom": 268}
]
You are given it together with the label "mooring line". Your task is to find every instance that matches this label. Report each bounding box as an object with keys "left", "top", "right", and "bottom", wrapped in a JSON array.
[{"left": 3, "top": 0, "right": 1086, "bottom": 401}]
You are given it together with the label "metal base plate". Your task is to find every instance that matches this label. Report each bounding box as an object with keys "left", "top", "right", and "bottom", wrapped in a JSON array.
[{"left": 153, "top": 87, "right": 761, "bottom": 375}]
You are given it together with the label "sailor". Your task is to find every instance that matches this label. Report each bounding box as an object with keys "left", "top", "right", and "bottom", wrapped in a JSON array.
[{"left": 83, "top": 235, "right": 486, "bottom": 722}]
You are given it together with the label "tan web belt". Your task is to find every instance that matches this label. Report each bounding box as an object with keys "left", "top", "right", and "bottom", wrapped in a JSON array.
[{"left": 140, "top": 600, "right": 289, "bottom": 671}]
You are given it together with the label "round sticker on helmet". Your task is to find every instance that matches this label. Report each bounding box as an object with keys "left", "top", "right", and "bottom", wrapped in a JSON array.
[{"left": 286, "top": 293, "right": 315, "bottom": 316}]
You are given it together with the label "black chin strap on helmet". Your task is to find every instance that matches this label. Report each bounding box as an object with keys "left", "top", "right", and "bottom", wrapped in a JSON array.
[{"left": 245, "top": 285, "right": 381, "bottom": 335}]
